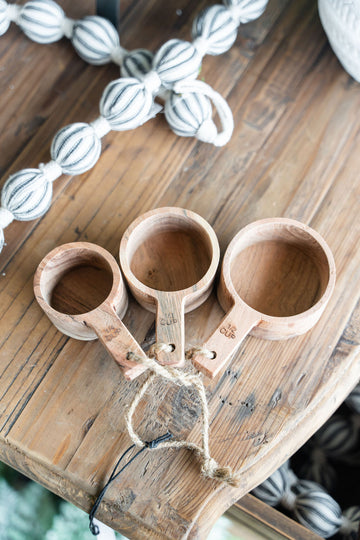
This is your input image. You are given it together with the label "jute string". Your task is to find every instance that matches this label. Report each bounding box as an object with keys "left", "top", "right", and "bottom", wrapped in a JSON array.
[{"left": 125, "top": 343, "right": 240, "bottom": 487}]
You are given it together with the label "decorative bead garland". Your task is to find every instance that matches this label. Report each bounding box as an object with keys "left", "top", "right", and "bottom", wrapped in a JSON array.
[
  {"left": 253, "top": 384, "right": 360, "bottom": 539},
  {"left": 252, "top": 462, "right": 360, "bottom": 539},
  {"left": 0, "top": 0, "right": 269, "bottom": 254}
]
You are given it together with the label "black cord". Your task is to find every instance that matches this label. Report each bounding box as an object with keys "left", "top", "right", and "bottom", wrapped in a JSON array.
[{"left": 89, "top": 431, "right": 173, "bottom": 535}]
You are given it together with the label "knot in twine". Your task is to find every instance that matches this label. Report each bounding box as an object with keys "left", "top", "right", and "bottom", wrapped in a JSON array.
[
  {"left": 126, "top": 344, "right": 240, "bottom": 487},
  {"left": 0, "top": 207, "right": 14, "bottom": 230}
]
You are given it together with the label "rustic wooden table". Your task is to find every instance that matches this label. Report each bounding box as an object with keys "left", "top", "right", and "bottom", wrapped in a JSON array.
[{"left": 0, "top": 0, "right": 359, "bottom": 539}]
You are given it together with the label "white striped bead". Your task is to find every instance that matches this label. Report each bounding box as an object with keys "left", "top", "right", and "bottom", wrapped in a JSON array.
[
  {"left": 0, "top": 0, "right": 11, "bottom": 36},
  {"left": 299, "top": 449, "right": 337, "bottom": 493},
  {"left": 251, "top": 466, "right": 289, "bottom": 506},
  {"left": 223, "top": 0, "right": 268, "bottom": 24},
  {"left": 121, "top": 49, "right": 153, "bottom": 79},
  {"left": 165, "top": 90, "right": 215, "bottom": 139},
  {"left": 72, "top": 15, "right": 122, "bottom": 66},
  {"left": 100, "top": 77, "right": 154, "bottom": 131},
  {"left": 192, "top": 5, "right": 239, "bottom": 56},
  {"left": 1, "top": 168, "right": 52, "bottom": 221},
  {"left": 313, "top": 414, "right": 359, "bottom": 458},
  {"left": 291, "top": 478, "right": 328, "bottom": 496},
  {"left": 294, "top": 489, "right": 342, "bottom": 538},
  {"left": 153, "top": 39, "right": 202, "bottom": 88},
  {"left": 18, "top": 0, "right": 66, "bottom": 44},
  {"left": 51, "top": 123, "right": 102, "bottom": 175}
]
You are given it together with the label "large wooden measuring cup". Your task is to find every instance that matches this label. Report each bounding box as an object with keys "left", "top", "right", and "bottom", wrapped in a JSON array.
[
  {"left": 119, "top": 207, "right": 220, "bottom": 367},
  {"left": 192, "top": 218, "right": 336, "bottom": 378},
  {"left": 34, "top": 242, "right": 148, "bottom": 380}
]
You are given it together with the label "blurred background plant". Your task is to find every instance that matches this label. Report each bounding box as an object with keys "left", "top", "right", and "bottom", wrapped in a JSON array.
[{"left": 0, "top": 462, "right": 128, "bottom": 540}]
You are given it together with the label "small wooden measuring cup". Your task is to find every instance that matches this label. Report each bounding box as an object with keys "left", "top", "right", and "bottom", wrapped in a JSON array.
[
  {"left": 119, "top": 207, "right": 220, "bottom": 367},
  {"left": 192, "top": 218, "right": 336, "bottom": 378},
  {"left": 34, "top": 242, "right": 148, "bottom": 380}
]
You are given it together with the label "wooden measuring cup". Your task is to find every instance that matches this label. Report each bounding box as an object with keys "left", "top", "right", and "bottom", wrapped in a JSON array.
[
  {"left": 119, "top": 207, "right": 220, "bottom": 367},
  {"left": 192, "top": 218, "right": 336, "bottom": 378},
  {"left": 34, "top": 242, "right": 148, "bottom": 380}
]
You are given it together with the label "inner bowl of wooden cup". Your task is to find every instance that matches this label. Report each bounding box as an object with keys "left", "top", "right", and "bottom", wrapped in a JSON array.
[
  {"left": 123, "top": 213, "right": 215, "bottom": 294},
  {"left": 38, "top": 246, "right": 115, "bottom": 316},
  {"left": 226, "top": 220, "right": 333, "bottom": 319}
]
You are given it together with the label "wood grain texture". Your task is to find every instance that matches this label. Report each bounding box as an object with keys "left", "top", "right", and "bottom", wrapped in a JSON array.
[
  {"left": 192, "top": 218, "right": 336, "bottom": 377},
  {"left": 119, "top": 207, "right": 220, "bottom": 367},
  {"left": 234, "top": 495, "right": 322, "bottom": 539},
  {"left": 0, "top": 0, "right": 360, "bottom": 538},
  {"left": 33, "top": 242, "right": 147, "bottom": 379}
]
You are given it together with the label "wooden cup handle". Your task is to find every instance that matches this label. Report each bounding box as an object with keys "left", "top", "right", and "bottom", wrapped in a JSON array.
[
  {"left": 154, "top": 293, "right": 186, "bottom": 367},
  {"left": 191, "top": 303, "right": 261, "bottom": 378},
  {"left": 84, "top": 302, "right": 148, "bottom": 380}
]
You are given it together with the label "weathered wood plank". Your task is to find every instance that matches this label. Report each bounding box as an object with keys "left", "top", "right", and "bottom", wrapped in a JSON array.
[{"left": 0, "top": 0, "right": 359, "bottom": 538}]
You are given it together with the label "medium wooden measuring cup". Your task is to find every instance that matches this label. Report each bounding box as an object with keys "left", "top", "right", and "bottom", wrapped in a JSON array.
[
  {"left": 192, "top": 218, "right": 336, "bottom": 378},
  {"left": 119, "top": 207, "right": 220, "bottom": 367},
  {"left": 34, "top": 242, "right": 148, "bottom": 380}
]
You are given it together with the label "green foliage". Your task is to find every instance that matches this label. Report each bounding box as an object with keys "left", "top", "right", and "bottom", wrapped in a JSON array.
[
  {"left": 0, "top": 478, "right": 56, "bottom": 540},
  {"left": 45, "top": 502, "right": 93, "bottom": 540},
  {"left": 0, "top": 461, "right": 128, "bottom": 540}
]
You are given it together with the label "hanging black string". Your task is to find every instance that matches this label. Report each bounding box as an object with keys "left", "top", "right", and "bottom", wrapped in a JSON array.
[{"left": 89, "top": 431, "right": 173, "bottom": 535}]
